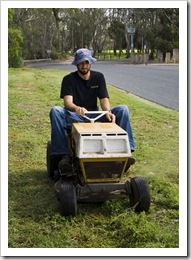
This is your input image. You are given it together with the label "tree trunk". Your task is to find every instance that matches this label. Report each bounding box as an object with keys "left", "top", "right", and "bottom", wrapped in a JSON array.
[{"left": 113, "top": 41, "right": 117, "bottom": 56}]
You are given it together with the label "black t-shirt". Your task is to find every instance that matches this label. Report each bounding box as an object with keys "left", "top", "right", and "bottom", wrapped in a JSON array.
[{"left": 60, "top": 70, "right": 109, "bottom": 111}]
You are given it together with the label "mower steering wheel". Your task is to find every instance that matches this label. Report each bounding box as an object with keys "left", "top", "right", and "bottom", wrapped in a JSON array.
[{"left": 82, "top": 111, "right": 109, "bottom": 123}]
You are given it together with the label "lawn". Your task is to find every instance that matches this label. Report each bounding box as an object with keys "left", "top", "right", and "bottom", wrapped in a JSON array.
[{"left": 8, "top": 68, "right": 179, "bottom": 251}]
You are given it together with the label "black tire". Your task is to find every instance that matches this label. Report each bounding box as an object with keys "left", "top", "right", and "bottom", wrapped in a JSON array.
[
  {"left": 129, "top": 177, "right": 150, "bottom": 213},
  {"left": 46, "top": 141, "right": 55, "bottom": 179},
  {"left": 59, "top": 182, "right": 77, "bottom": 216}
]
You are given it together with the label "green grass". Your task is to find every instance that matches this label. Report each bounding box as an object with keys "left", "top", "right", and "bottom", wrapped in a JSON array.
[{"left": 8, "top": 68, "right": 179, "bottom": 248}]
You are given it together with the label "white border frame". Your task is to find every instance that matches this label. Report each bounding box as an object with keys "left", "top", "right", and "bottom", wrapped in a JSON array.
[{"left": 1, "top": 1, "right": 187, "bottom": 257}]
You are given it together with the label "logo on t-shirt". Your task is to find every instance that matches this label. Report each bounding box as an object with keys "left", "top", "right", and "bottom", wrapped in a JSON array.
[{"left": 91, "top": 85, "right": 98, "bottom": 89}]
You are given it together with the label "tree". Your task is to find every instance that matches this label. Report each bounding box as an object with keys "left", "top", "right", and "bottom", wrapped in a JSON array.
[
  {"left": 8, "top": 9, "right": 23, "bottom": 67},
  {"left": 52, "top": 8, "right": 109, "bottom": 55},
  {"left": 9, "top": 8, "right": 179, "bottom": 62},
  {"left": 108, "top": 19, "right": 126, "bottom": 56},
  {"left": 132, "top": 8, "right": 179, "bottom": 60},
  {"left": 155, "top": 8, "right": 179, "bottom": 56},
  {"left": 13, "top": 8, "right": 56, "bottom": 59}
]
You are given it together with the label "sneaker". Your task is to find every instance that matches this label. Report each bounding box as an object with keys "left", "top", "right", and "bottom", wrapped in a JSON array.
[
  {"left": 58, "top": 157, "right": 73, "bottom": 175},
  {"left": 125, "top": 156, "right": 136, "bottom": 172}
]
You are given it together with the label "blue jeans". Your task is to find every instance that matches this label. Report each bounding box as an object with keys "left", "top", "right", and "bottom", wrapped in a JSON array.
[{"left": 49, "top": 105, "right": 135, "bottom": 155}]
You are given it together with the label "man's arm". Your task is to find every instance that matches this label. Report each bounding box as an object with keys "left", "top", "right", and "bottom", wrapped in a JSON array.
[
  {"left": 100, "top": 98, "right": 115, "bottom": 122},
  {"left": 99, "top": 97, "right": 110, "bottom": 111},
  {"left": 64, "top": 95, "right": 87, "bottom": 116}
]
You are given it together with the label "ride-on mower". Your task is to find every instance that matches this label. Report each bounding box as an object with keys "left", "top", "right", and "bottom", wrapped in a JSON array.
[{"left": 46, "top": 111, "right": 150, "bottom": 216}]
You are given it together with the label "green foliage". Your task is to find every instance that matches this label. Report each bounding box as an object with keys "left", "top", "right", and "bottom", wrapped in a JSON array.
[
  {"left": 108, "top": 19, "right": 126, "bottom": 52},
  {"left": 50, "top": 52, "right": 59, "bottom": 60},
  {"left": 8, "top": 8, "right": 14, "bottom": 26},
  {"left": 8, "top": 68, "right": 179, "bottom": 248},
  {"left": 8, "top": 9, "right": 24, "bottom": 68},
  {"left": 10, "top": 8, "right": 179, "bottom": 60},
  {"left": 143, "top": 8, "right": 179, "bottom": 53}
]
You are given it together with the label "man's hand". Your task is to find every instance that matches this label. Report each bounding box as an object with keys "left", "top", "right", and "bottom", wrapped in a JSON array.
[
  {"left": 75, "top": 107, "right": 88, "bottom": 116},
  {"left": 106, "top": 111, "right": 116, "bottom": 123}
]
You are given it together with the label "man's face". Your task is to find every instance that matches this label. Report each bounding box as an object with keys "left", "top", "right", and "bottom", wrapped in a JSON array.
[{"left": 77, "top": 60, "right": 91, "bottom": 75}]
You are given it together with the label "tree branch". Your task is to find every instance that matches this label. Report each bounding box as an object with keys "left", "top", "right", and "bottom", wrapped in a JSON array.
[{"left": 163, "top": 10, "right": 178, "bottom": 30}]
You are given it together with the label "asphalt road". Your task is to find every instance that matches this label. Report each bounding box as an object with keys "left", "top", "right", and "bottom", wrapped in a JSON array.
[{"left": 29, "top": 61, "right": 179, "bottom": 110}]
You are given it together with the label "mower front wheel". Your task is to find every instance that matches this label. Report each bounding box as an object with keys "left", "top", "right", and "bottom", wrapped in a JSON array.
[
  {"left": 59, "top": 182, "right": 77, "bottom": 216},
  {"left": 129, "top": 176, "right": 151, "bottom": 213}
]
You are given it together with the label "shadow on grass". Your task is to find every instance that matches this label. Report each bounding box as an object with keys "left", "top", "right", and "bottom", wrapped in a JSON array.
[
  {"left": 8, "top": 169, "right": 61, "bottom": 221},
  {"left": 8, "top": 168, "right": 130, "bottom": 221}
]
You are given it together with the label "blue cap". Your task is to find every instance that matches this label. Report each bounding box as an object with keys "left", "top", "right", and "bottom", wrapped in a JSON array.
[{"left": 72, "top": 48, "right": 97, "bottom": 66}]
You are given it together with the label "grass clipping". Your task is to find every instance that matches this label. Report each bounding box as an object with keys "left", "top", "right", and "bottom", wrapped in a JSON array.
[{"left": 8, "top": 68, "right": 179, "bottom": 248}]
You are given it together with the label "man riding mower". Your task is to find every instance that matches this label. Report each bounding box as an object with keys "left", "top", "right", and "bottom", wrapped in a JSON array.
[{"left": 47, "top": 48, "right": 150, "bottom": 216}]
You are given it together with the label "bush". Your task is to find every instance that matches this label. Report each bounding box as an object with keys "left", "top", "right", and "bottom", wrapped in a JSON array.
[
  {"left": 50, "top": 52, "right": 59, "bottom": 60},
  {"left": 8, "top": 26, "right": 23, "bottom": 68},
  {"left": 9, "top": 56, "right": 24, "bottom": 68}
]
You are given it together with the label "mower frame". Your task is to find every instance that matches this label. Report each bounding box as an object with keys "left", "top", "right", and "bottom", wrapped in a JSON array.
[{"left": 47, "top": 111, "right": 150, "bottom": 216}]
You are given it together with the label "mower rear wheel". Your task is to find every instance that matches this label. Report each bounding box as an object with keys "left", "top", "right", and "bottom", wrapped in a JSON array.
[
  {"left": 129, "top": 177, "right": 150, "bottom": 213},
  {"left": 59, "top": 182, "right": 77, "bottom": 216}
]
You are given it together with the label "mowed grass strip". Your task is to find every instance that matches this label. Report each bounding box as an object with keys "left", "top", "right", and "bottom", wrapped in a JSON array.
[{"left": 8, "top": 68, "right": 179, "bottom": 248}]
